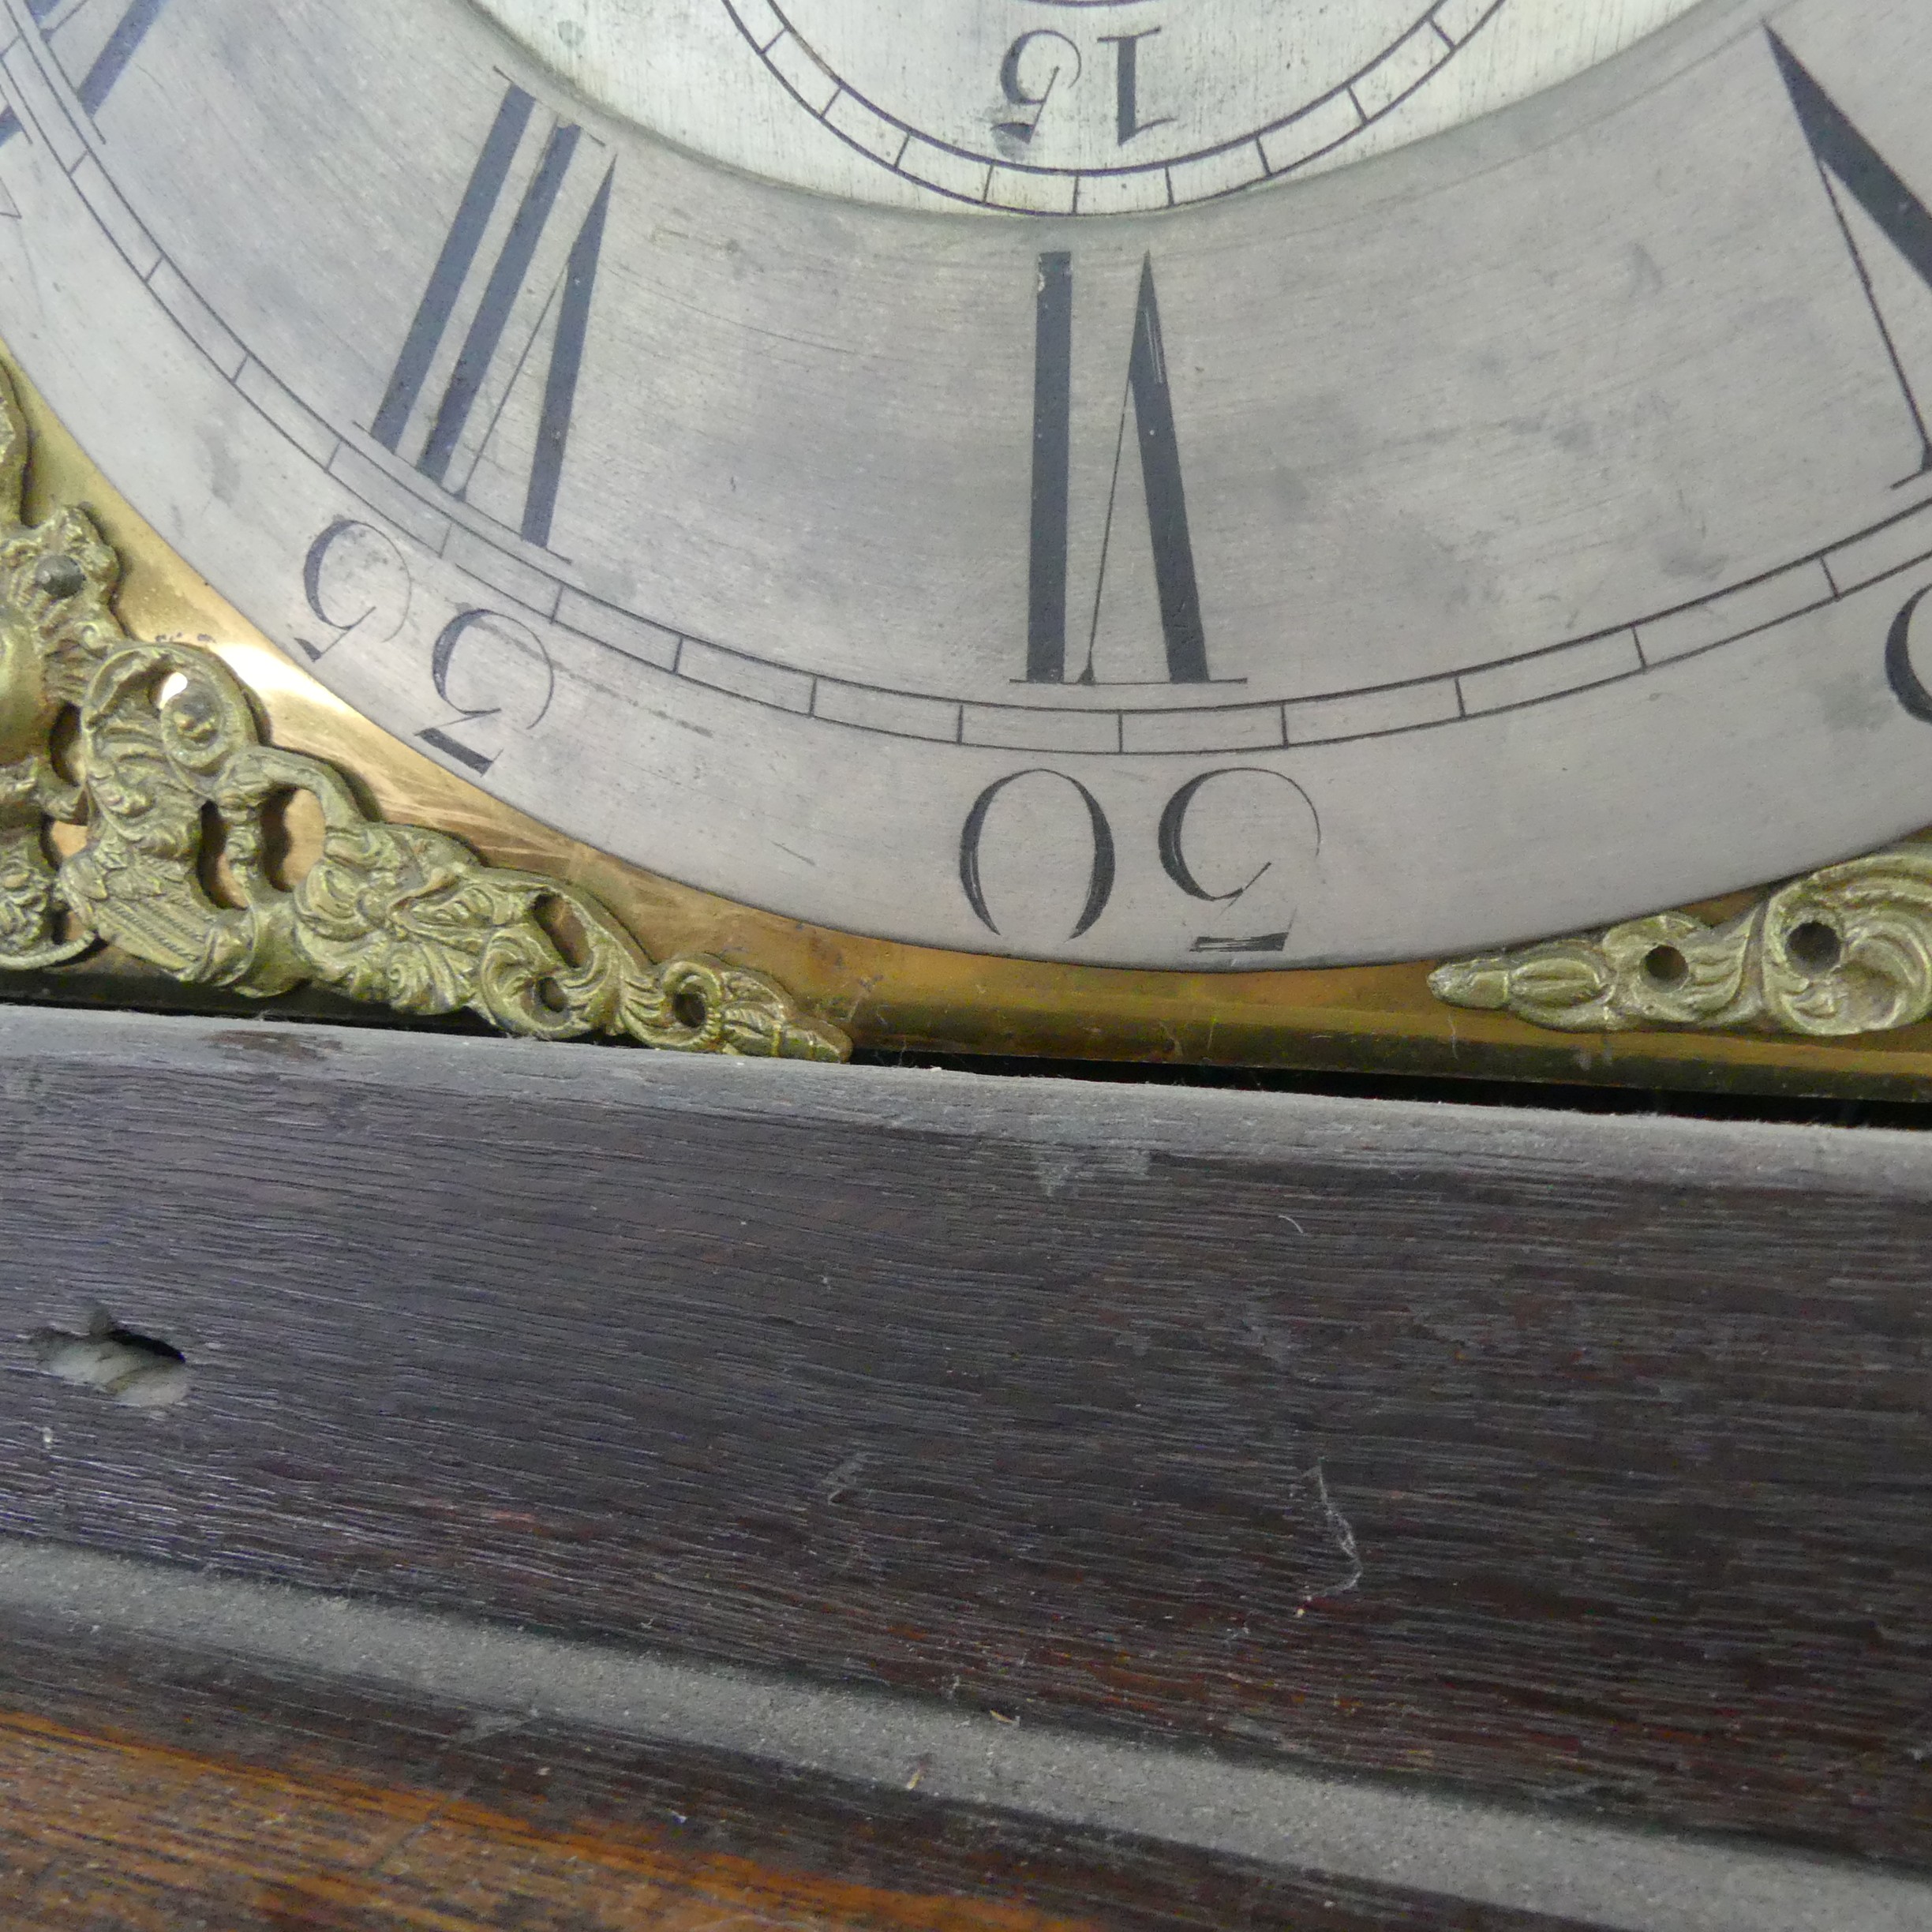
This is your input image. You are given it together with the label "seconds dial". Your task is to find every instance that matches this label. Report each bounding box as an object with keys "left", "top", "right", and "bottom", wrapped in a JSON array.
[{"left": 475, "top": 0, "right": 1709, "bottom": 210}]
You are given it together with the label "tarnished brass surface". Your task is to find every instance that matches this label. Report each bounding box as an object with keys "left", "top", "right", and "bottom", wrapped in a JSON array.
[
  {"left": 1431, "top": 844, "right": 1932, "bottom": 1039},
  {"left": 17, "top": 354, "right": 1932, "bottom": 1095},
  {"left": 0, "top": 370, "right": 844, "bottom": 1060}
]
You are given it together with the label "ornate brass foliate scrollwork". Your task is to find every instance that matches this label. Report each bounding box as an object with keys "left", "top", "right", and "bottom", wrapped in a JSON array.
[
  {"left": 0, "top": 374, "right": 847, "bottom": 1061},
  {"left": 1428, "top": 844, "right": 1932, "bottom": 1038}
]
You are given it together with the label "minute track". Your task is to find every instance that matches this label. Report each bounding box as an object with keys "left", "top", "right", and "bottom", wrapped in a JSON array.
[{"left": 10, "top": 58, "right": 1931, "bottom": 766}]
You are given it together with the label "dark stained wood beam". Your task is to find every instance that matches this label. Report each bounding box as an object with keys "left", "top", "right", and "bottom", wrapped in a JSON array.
[{"left": 0, "top": 1008, "right": 1927, "bottom": 1917}]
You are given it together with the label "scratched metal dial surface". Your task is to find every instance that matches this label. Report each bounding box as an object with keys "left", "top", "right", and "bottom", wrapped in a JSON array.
[
  {"left": 476, "top": 0, "right": 1708, "bottom": 212},
  {"left": 1, "top": 0, "right": 1930, "bottom": 968}
]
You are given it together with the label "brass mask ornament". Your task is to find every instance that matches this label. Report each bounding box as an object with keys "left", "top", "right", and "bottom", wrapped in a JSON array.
[{"left": 0, "top": 373, "right": 848, "bottom": 1061}]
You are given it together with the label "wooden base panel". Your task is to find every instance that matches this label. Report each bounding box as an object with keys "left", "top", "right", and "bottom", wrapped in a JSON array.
[{"left": 0, "top": 1008, "right": 1929, "bottom": 1924}]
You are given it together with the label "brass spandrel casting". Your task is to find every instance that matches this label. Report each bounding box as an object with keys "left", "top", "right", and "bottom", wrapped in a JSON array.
[
  {"left": 1429, "top": 847, "right": 1932, "bottom": 1039},
  {"left": 0, "top": 369, "right": 845, "bottom": 1061},
  {"left": 16, "top": 352, "right": 1932, "bottom": 1098}
]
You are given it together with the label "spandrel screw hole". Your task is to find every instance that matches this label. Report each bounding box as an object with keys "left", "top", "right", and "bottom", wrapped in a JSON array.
[
  {"left": 1788, "top": 919, "right": 1843, "bottom": 972},
  {"left": 1642, "top": 943, "right": 1689, "bottom": 988},
  {"left": 672, "top": 988, "right": 709, "bottom": 1032}
]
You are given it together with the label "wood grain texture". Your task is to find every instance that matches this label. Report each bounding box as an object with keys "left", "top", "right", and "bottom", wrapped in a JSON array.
[
  {"left": 0, "top": 1709, "right": 1086, "bottom": 1931},
  {"left": 0, "top": 1012, "right": 1928, "bottom": 1862},
  {"left": 0, "top": 1608, "right": 1595, "bottom": 1932}
]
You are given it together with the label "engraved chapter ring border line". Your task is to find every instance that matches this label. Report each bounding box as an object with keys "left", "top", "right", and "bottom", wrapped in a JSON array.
[
  {"left": 720, "top": 0, "right": 1510, "bottom": 213},
  {"left": 2, "top": 6, "right": 1929, "bottom": 768}
]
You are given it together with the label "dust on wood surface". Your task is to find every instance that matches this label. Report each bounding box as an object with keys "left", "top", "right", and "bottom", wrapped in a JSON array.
[{"left": 2, "top": 1013, "right": 1929, "bottom": 1866}]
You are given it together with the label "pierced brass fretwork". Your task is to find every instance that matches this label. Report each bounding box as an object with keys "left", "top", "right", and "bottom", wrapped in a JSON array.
[{"left": 0, "top": 372, "right": 847, "bottom": 1061}]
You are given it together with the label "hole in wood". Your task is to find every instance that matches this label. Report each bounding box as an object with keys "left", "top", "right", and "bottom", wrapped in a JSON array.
[{"left": 30, "top": 1312, "right": 190, "bottom": 1410}]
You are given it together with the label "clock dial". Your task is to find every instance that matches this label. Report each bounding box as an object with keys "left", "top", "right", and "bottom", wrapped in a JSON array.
[
  {"left": 1, "top": 0, "right": 1930, "bottom": 972},
  {"left": 474, "top": 0, "right": 1709, "bottom": 212}
]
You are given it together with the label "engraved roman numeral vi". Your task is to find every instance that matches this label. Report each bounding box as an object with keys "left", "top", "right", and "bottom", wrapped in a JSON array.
[
  {"left": 0, "top": 0, "right": 173, "bottom": 149},
  {"left": 373, "top": 83, "right": 612, "bottom": 549},
  {"left": 1028, "top": 252, "right": 1210, "bottom": 685}
]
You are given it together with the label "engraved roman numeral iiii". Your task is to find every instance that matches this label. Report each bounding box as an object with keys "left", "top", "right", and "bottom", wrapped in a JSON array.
[
  {"left": 373, "top": 84, "right": 612, "bottom": 549},
  {"left": 1028, "top": 252, "right": 1210, "bottom": 684}
]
